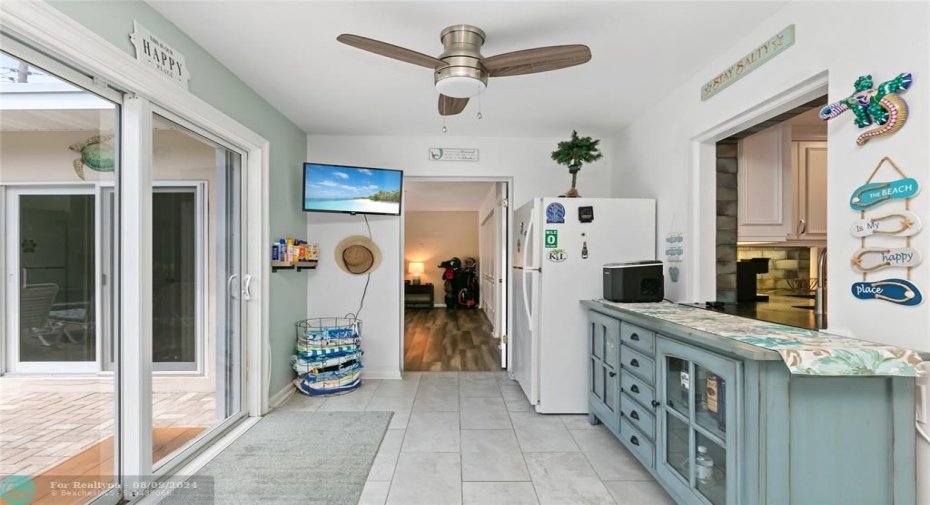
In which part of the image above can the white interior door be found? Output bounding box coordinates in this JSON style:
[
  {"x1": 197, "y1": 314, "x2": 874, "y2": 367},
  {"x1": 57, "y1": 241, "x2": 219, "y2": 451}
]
[
  {"x1": 480, "y1": 208, "x2": 497, "y2": 330},
  {"x1": 497, "y1": 182, "x2": 509, "y2": 368}
]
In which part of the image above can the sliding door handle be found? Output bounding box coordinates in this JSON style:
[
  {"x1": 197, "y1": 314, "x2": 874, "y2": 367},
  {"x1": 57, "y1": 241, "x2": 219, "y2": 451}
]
[
  {"x1": 242, "y1": 274, "x2": 253, "y2": 301},
  {"x1": 227, "y1": 274, "x2": 239, "y2": 300}
]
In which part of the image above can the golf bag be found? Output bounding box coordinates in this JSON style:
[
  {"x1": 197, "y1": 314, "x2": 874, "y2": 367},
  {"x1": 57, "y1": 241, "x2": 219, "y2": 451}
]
[{"x1": 438, "y1": 257, "x2": 479, "y2": 309}]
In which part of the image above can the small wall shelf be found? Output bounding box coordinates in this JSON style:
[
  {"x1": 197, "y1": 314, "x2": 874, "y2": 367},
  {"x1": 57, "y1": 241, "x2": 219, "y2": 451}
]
[{"x1": 272, "y1": 260, "x2": 318, "y2": 272}]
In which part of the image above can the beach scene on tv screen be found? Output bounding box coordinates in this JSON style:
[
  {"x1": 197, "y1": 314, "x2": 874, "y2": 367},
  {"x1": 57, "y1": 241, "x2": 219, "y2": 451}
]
[{"x1": 305, "y1": 164, "x2": 401, "y2": 214}]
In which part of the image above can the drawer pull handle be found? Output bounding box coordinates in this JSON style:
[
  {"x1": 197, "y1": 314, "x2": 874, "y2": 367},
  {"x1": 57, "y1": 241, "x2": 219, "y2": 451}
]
[
  {"x1": 630, "y1": 436, "x2": 640, "y2": 446},
  {"x1": 651, "y1": 400, "x2": 660, "y2": 408},
  {"x1": 609, "y1": 371, "x2": 617, "y2": 377},
  {"x1": 630, "y1": 385, "x2": 640, "y2": 393},
  {"x1": 630, "y1": 359, "x2": 640, "y2": 367},
  {"x1": 630, "y1": 333, "x2": 640, "y2": 341},
  {"x1": 630, "y1": 410, "x2": 640, "y2": 420}
]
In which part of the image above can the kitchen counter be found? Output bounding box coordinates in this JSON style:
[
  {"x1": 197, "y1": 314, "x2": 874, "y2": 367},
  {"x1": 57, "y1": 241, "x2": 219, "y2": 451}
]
[
  {"x1": 581, "y1": 299, "x2": 925, "y2": 376},
  {"x1": 699, "y1": 294, "x2": 824, "y2": 330}
]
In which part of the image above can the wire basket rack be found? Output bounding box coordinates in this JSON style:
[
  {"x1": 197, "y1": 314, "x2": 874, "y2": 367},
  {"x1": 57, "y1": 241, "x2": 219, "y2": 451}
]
[{"x1": 293, "y1": 317, "x2": 363, "y2": 396}]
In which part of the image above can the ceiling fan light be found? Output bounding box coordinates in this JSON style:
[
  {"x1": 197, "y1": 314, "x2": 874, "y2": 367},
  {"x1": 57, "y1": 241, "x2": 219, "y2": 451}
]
[{"x1": 436, "y1": 76, "x2": 486, "y2": 98}]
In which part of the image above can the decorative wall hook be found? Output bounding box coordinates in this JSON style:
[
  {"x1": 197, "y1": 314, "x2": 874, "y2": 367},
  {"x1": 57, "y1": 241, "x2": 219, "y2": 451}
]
[{"x1": 820, "y1": 73, "x2": 912, "y2": 145}]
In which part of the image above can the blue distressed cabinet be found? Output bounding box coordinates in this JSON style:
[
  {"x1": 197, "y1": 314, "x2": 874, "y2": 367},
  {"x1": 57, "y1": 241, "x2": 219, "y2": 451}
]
[
  {"x1": 584, "y1": 301, "x2": 918, "y2": 505},
  {"x1": 587, "y1": 311, "x2": 621, "y2": 428},
  {"x1": 657, "y1": 338, "x2": 739, "y2": 505}
]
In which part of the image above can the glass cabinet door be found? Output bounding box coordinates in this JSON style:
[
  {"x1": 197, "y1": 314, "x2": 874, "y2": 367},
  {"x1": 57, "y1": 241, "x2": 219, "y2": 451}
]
[
  {"x1": 657, "y1": 338, "x2": 740, "y2": 505},
  {"x1": 588, "y1": 313, "x2": 621, "y2": 425}
]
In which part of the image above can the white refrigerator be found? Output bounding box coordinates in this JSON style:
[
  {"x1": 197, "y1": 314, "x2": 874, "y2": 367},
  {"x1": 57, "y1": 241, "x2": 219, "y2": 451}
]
[{"x1": 512, "y1": 197, "x2": 656, "y2": 413}]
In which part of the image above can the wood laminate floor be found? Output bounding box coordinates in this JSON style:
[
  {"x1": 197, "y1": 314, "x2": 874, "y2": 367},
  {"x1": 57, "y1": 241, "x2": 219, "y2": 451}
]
[
  {"x1": 22, "y1": 427, "x2": 204, "y2": 504},
  {"x1": 403, "y1": 308, "x2": 502, "y2": 371}
]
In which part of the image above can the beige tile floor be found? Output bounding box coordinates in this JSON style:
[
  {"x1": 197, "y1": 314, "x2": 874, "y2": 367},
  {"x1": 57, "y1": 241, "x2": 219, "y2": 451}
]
[
  {"x1": 0, "y1": 386, "x2": 216, "y2": 477},
  {"x1": 277, "y1": 371, "x2": 676, "y2": 505}
]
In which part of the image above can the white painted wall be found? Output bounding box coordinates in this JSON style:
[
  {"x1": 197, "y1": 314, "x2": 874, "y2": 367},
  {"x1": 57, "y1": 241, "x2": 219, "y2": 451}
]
[
  {"x1": 611, "y1": 2, "x2": 930, "y2": 502},
  {"x1": 306, "y1": 135, "x2": 612, "y2": 378}
]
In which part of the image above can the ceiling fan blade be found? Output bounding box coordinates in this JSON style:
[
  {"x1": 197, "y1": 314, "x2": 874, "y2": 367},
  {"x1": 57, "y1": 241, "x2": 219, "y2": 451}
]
[
  {"x1": 439, "y1": 95, "x2": 469, "y2": 116},
  {"x1": 337, "y1": 34, "x2": 447, "y2": 69},
  {"x1": 483, "y1": 44, "x2": 591, "y2": 77}
]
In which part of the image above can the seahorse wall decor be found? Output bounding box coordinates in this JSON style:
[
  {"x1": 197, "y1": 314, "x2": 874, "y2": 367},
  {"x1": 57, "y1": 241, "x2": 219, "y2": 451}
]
[{"x1": 819, "y1": 73, "x2": 912, "y2": 145}]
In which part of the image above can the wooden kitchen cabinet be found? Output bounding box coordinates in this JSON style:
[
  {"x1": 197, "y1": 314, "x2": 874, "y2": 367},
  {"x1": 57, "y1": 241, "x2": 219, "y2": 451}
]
[
  {"x1": 788, "y1": 140, "x2": 828, "y2": 241},
  {"x1": 584, "y1": 301, "x2": 917, "y2": 505},
  {"x1": 737, "y1": 123, "x2": 792, "y2": 242}
]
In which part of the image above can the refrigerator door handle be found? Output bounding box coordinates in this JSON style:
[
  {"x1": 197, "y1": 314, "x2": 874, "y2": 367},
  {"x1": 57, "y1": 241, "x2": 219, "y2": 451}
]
[{"x1": 522, "y1": 206, "x2": 537, "y2": 332}]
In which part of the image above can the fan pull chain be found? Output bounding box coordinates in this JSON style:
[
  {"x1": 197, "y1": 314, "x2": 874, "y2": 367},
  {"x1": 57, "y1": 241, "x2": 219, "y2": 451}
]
[
  {"x1": 477, "y1": 94, "x2": 483, "y2": 120},
  {"x1": 441, "y1": 97, "x2": 448, "y2": 133}
]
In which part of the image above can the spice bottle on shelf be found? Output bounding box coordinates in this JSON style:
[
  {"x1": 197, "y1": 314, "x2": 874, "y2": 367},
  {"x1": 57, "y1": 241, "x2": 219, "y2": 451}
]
[{"x1": 706, "y1": 376, "x2": 719, "y2": 414}]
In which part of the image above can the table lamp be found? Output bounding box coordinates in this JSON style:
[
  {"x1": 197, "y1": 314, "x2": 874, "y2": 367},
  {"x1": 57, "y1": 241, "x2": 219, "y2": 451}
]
[{"x1": 409, "y1": 262, "x2": 424, "y2": 285}]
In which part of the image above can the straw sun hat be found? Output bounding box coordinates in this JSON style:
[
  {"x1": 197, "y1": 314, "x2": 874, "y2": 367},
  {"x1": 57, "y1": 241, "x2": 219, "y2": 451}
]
[{"x1": 334, "y1": 235, "x2": 382, "y2": 275}]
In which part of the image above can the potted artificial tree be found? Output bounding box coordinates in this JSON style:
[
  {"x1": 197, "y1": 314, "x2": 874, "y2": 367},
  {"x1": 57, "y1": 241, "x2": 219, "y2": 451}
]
[{"x1": 551, "y1": 130, "x2": 603, "y2": 197}]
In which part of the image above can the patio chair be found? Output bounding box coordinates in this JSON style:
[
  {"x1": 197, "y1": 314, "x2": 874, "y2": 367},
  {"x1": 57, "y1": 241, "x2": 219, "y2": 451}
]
[
  {"x1": 49, "y1": 296, "x2": 94, "y2": 344},
  {"x1": 20, "y1": 283, "x2": 65, "y2": 347}
]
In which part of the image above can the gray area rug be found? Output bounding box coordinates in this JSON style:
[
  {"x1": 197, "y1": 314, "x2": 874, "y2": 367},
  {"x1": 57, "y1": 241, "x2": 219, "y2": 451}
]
[{"x1": 161, "y1": 410, "x2": 392, "y2": 505}]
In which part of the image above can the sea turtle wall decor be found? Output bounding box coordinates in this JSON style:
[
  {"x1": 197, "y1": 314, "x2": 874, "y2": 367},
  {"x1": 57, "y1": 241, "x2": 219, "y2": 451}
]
[
  {"x1": 69, "y1": 134, "x2": 115, "y2": 180},
  {"x1": 819, "y1": 72, "x2": 912, "y2": 145}
]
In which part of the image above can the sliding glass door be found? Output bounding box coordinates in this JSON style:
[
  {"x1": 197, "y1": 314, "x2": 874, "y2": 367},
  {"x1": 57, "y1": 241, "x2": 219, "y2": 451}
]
[
  {"x1": 1, "y1": 29, "x2": 254, "y2": 501},
  {"x1": 150, "y1": 113, "x2": 245, "y2": 470},
  {"x1": 0, "y1": 49, "x2": 121, "y2": 504}
]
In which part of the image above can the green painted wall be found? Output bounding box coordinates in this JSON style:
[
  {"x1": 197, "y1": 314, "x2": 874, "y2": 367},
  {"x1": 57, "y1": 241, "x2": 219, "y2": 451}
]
[{"x1": 48, "y1": 0, "x2": 306, "y2": 398}]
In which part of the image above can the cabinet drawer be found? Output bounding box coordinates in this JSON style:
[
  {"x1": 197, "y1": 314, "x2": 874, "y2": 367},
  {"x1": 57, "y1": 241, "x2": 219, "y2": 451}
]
[
  {"x1": 621, "y1": 370, "x2": 655, "y2": 409},
  {"x1": 621, "y1": 345, "x2": 655, "y2": 382},
  {"x1": 620, "y1": 322, "x2": 655, "y2": 354},
  {"x1": 620, "y1": 393, "x2": 655, "y2": 439},
  {"x1": 620, "y1": 418, "x2": 655, "y2": 469}
]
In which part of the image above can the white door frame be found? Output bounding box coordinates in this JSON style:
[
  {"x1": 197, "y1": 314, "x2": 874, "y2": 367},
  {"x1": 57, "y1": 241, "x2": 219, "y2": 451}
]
[
  {"x1": 399, "y1": 176, "x2": 513, "y2": 373},
  {"x1": 688, "y1": 72, "x2": 828, "y2": 303}
]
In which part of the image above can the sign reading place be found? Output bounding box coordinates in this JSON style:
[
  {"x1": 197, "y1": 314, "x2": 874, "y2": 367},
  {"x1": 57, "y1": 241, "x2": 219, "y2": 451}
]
[
  {"x1": 701, "y1": 25, "x2": 795, "y2": 101},
  {"x1": 130, "y1": 21, "x2": 191, "y2": 89}
]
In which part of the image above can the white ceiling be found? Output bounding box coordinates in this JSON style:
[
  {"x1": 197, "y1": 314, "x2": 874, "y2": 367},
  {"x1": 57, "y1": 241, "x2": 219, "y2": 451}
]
[
  {"x1": 148, "y1": 1, "x2": 787, "y2": 138},
  {"x1": 404, "y1": 181, "x2": 494, "y2": 211}
]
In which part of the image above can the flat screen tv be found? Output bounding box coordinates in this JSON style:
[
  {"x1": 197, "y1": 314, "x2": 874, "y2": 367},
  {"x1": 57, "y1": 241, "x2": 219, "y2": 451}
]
[{"x1": 302, "y1": 162, "x2": 403, "y2": 216}]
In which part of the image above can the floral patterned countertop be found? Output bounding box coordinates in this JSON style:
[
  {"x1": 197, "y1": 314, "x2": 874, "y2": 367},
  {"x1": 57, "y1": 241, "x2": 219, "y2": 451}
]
[{"x1": 586, "y1": 300, "x2": 925, "y2": 377}]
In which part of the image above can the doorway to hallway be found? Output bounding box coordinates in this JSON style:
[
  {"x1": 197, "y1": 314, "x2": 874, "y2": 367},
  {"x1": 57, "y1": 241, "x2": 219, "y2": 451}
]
[{"x1": 401, "y1": 178, "x2": 510, "y2": 372}]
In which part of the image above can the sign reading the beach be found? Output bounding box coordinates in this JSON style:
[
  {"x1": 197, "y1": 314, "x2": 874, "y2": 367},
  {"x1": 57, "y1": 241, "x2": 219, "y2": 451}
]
[
  {"x1": 428, "y1": 148, "x2": 479, "y2": 162},
  {"x1": 701, "y1": 25, "x2": 795, "y2": 101},
  {"x1": 129, "y1": 21, "x2": 190, "y2": 89},
  {"x1": 849, "y1": 178, "x2": 920, "y2": 210}
]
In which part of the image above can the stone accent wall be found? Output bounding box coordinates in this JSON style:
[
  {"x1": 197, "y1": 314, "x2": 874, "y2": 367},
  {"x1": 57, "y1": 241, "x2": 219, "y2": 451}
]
[
  {"x1": 716, "y1": 143, "x2": 738, "y2": 303},
  {"x1": 737, "y1": 246, "x2": 812, "y2": 292}
]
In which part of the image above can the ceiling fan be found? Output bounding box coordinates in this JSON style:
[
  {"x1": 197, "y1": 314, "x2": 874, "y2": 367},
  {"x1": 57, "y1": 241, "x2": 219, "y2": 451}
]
[{"x1": 337, "y1": 25, "x2": 592, "y2": 116}]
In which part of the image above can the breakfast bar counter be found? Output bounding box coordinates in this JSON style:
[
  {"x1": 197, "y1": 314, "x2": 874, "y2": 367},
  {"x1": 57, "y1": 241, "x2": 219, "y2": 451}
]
[
  {"x1": 580, "y1": 299, "x2": 921, "y2": 505},
  {"x1": 581, "y1": 300, "x2": 925, "y2": 376}
]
